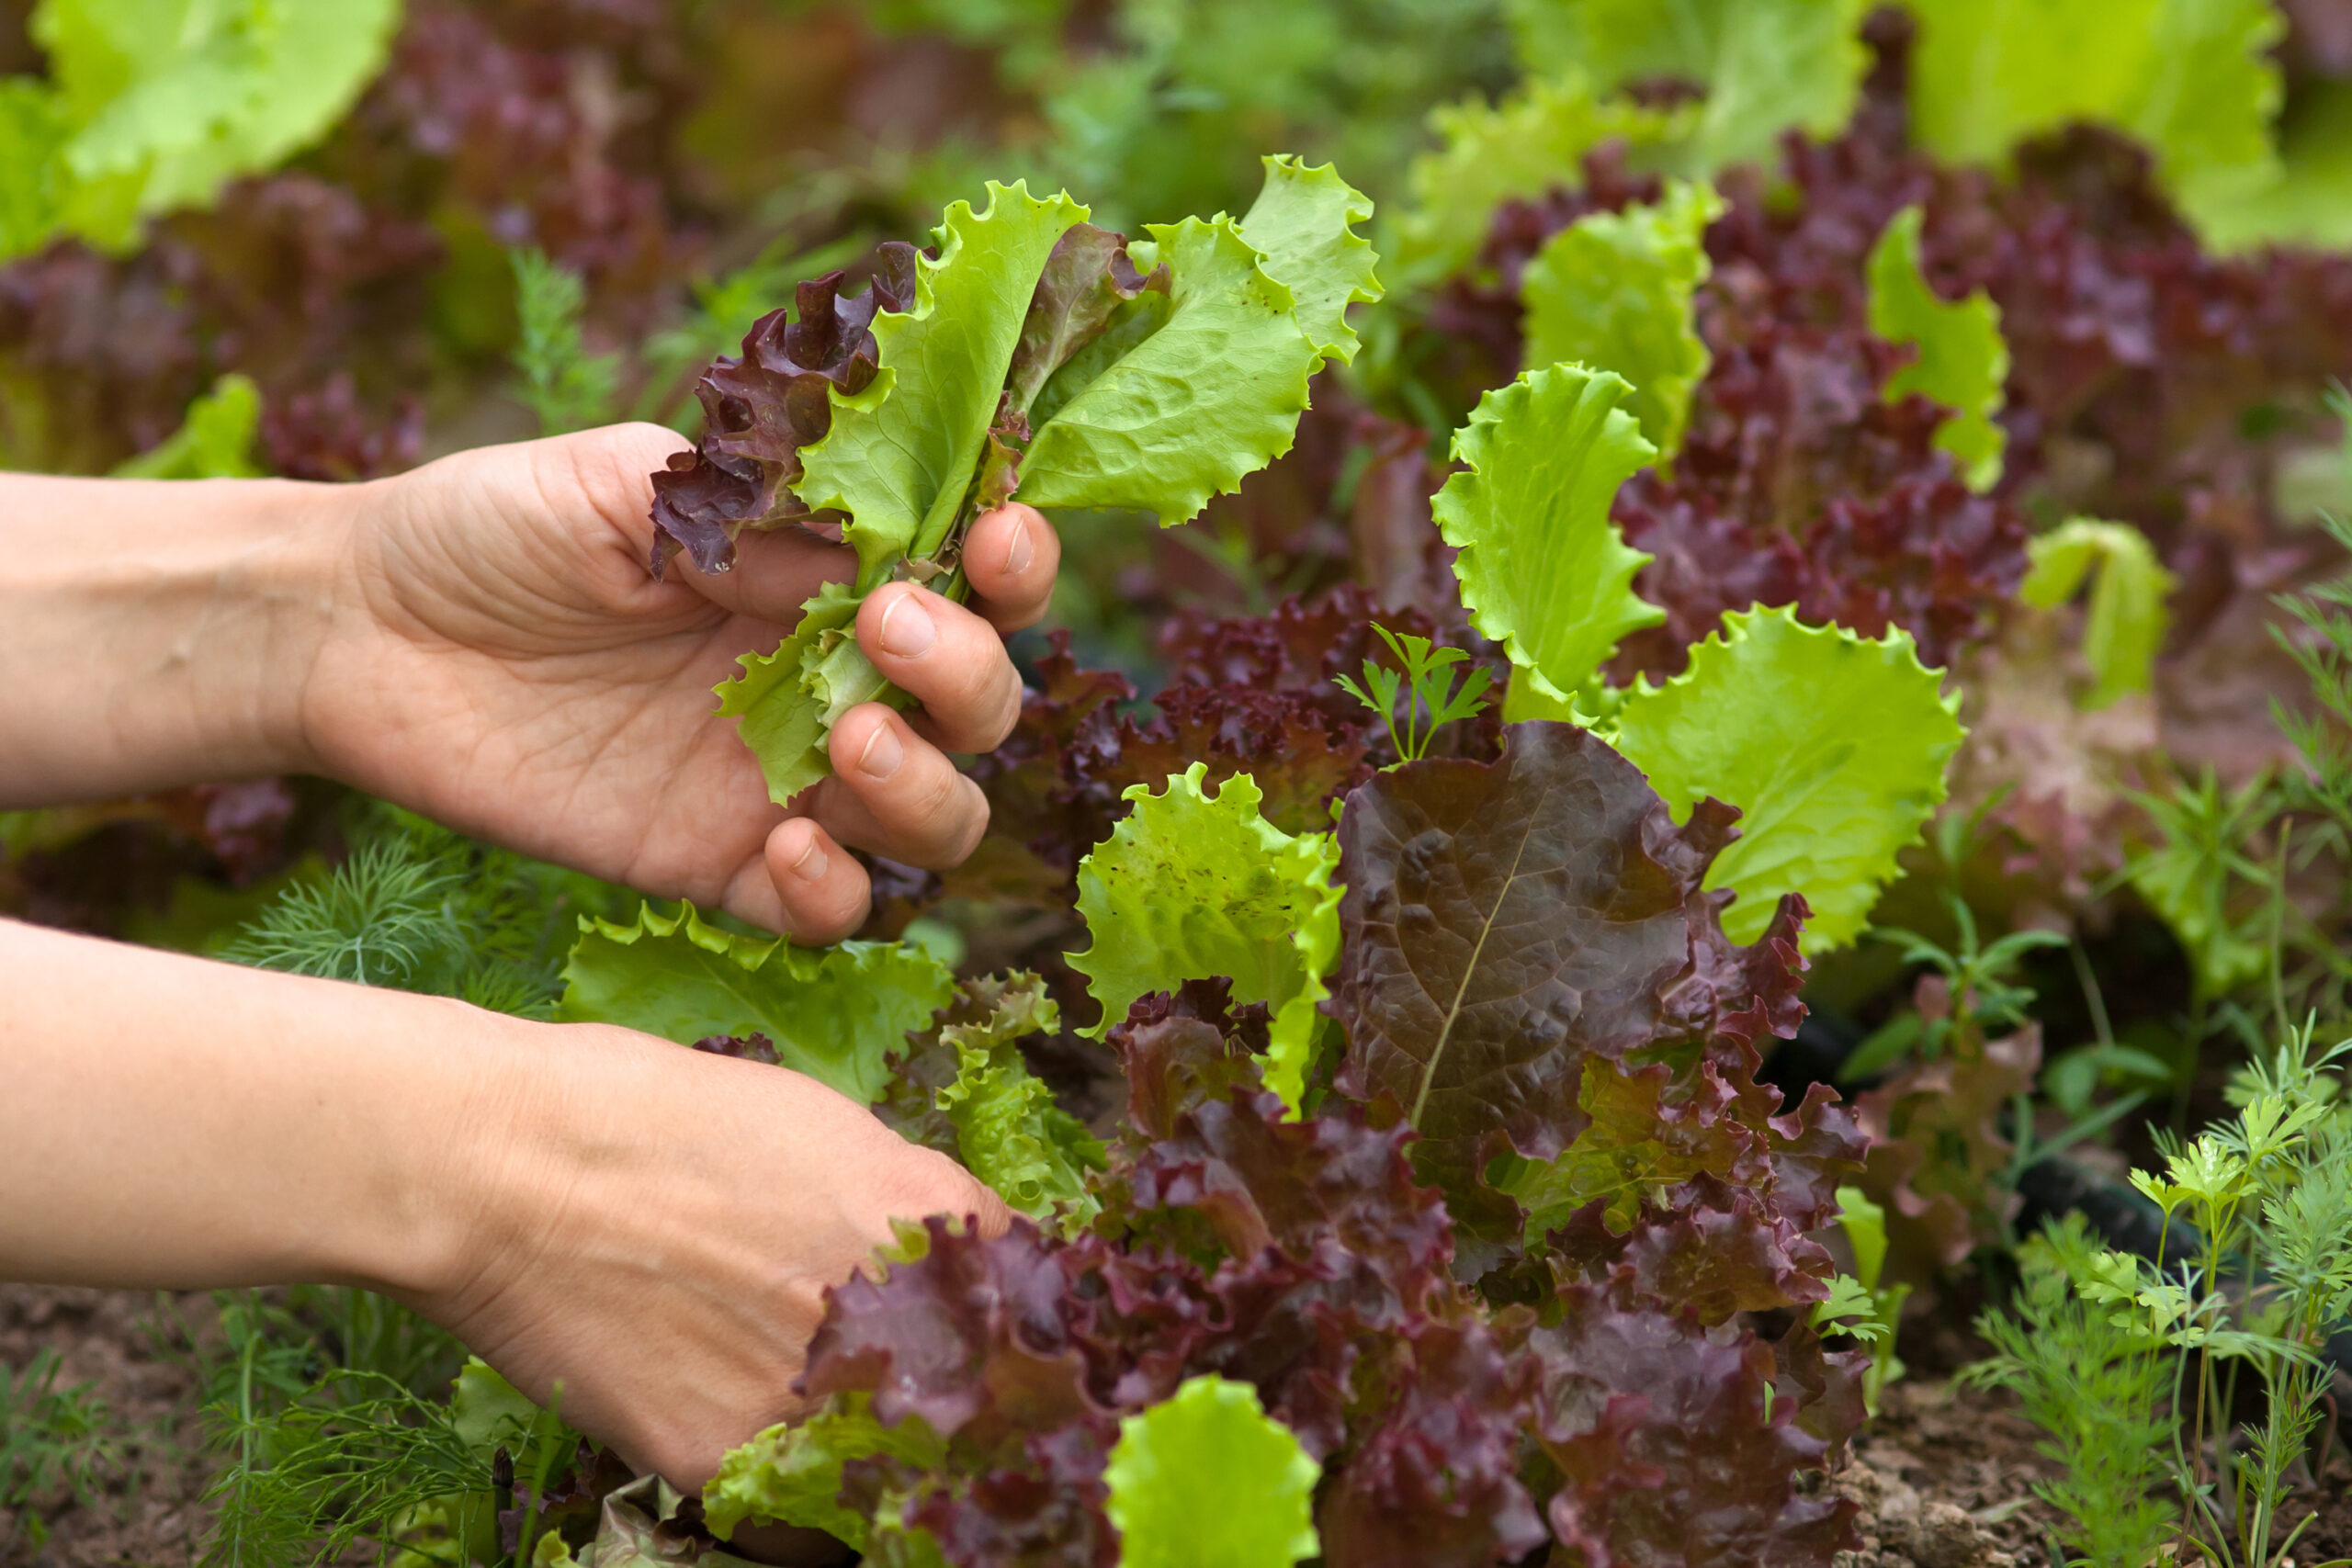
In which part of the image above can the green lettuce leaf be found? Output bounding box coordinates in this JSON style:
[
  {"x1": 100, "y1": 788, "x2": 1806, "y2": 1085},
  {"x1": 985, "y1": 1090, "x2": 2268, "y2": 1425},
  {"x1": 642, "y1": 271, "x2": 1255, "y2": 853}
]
[
  {"x1": 704, "y1": 1394, "x2": 944, "y2": 1547},
  {"x1": 1391, "y1": 73, "x2": 1691, "y2": 283},
  {"x1": 1902, "y1": 0, "x2": 2284, "y2": 243},
  {"x1": 1102, "y1": 1376, "x2": 1320, "y2": 1568},
  {"x1": 1521, "y1": 179, "x2": 1724, "y2": 459},
  {"x1": 2019, "y1": 518, "x2": 2176, "y2": 709},
  {"x1": 932, "y1": 975, "x2": 1104, "y2": 1224},
  {"x1": 715, "y1": 581, "x2": 905, "y2": 807},
  {"x1": 1067, "y1": 765, "x2": 1340, "y2": 1112},
  {"x1": 1610, "y1": 605, "x2": 1965, "y2": 950},
  {"x1": 111, "y1": 372, "x2": 265, "y2": 479},
  {"x1": 2194, "y1": 78, "x2": 2352, "y2": 252},
  {"x1": 1433, "y1": 362, "x2": 1665, "y2": 722},
  {"x1": 20, "y1": 0, "x2": 401, "y2": 256},
  {"x1": 1017, "y1": 216, "x2": 1316, "y2": 524},
  {"x1": 1865, "y1": 205, "x2": 2008, "y2": 491},
  {"x1": 1234, "y1": 154, "x2": 1383, "y2": 369},
  {"x1": 795, "y1": 180, "x2": 1089, "y2": 581},
  {"x1": 559, "y1": 901, "x2": 955, "y2": 1104},
  {"x1": 1507, "y1": 0, "x2": 1871, "y2": 173},
  {"x1": 0, "y1": 79, "x2": 70, "y2": 258}
]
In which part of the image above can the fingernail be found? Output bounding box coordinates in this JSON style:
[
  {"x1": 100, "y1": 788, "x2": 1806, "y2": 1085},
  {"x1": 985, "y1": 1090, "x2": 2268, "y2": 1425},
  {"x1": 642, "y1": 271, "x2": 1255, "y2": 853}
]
[
  {"x1": 789, "y1": 836, "x2": 830, "y2": 882},
  {"x1": 857, "y1": 722, "x2": 904, "y2": 780},
  {"x1": 875, "y1": 591, "x2": 937, "y2": 658},
  {"x1": 1002, "y1": 515, "x2": 1034, "y2": 576}
]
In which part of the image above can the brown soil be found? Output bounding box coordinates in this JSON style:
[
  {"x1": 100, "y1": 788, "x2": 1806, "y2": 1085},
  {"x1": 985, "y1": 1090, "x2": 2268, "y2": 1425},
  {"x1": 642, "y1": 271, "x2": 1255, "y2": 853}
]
[
  {"x1": 1, "y1": 1287, "x2": 222, "y2": 1568},
  {"x1": 1836, "y1": 1378, "x2": 2065, "y2": 1568}
]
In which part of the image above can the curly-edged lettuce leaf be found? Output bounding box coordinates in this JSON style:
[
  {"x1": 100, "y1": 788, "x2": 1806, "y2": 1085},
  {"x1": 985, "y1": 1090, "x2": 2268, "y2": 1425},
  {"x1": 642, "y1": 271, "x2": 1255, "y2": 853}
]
[
  {"x1": 559, "y1": 901, "x2": 955, "y2": 1103},
  {"x1": 933, "y1": 977, "x2": 1104, "y2": 1224},
  {"x1": 1610, "y1": 604, "x2": 1965, "y2": 950},
  {"x1": 17, "y1": 0, "x2": 401, "y2": 257},
  {"x1": 2196, "y1": 79, "x2": 2352, "y2": 252},
  {"x1": 1434, "y1": 363, "x2": 1664, "y2": 722},
  {"x1": 1521, "y1": 179, "x2": 1724, "y2": 459},
  {"x1": 1235, "y1": 154, "x2": 1382, "y2": 369},
  {"x1": 1102, "y1": 1376, "x2": 1321, "y2": 1568},
  {"x1": 715, "y1": 581, "x2": 910, "y2": 808},
  {"x1": 1508, "y1": 0, "x2": 1871, "y2": 173},
  {"x1": 2019, "y1": 517, "x2": 2176, "y2": 709},
  {"x1": 1017, "y1": 217, "x2": 1315, "y2": 525},
  {"x1": 1392, "y1": 73, "x2": 1691, "y2": 283},
  {"x1": 1068, "y1": 764, "x2": 1340, "y2": 1112},
  {"x1": 795, "y1": 181, "x2": 1088, "y2": 581},
  {"x1": 705, "y1": 1394, "x2": 944, "y2": 1547},
  {"x1": 1866, "y1": 205, "x2": 2008, "y2": 492},
  {"x1": 1902, "y1": 0, "x2": 2284, "y2": 243}
]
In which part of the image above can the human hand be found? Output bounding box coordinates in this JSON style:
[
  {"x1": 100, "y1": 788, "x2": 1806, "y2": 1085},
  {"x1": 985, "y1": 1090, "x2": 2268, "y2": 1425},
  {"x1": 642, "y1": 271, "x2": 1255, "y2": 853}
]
[
  {"x1": 415, "y1": 1020, "x2": 1011, "y2": 1489},
  {"x1": 298, "y1": 424, "x2": 1058, "y2": 941}
]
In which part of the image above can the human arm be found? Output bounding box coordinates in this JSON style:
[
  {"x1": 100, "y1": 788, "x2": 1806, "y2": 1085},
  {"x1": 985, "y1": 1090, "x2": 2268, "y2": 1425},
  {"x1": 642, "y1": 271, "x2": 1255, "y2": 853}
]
[
  {"x1": 0, "y1": 423, "x2": 1060, "y2": 942},
  {"x1": 0, "y1": 915, "x2": 1003, "y2": 1485}
]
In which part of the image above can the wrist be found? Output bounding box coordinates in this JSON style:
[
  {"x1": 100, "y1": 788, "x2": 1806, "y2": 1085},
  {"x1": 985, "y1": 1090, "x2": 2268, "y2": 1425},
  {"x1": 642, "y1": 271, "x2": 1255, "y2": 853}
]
[{"x1": 0, "y1": 475, "x2": 349, "y2": 806}]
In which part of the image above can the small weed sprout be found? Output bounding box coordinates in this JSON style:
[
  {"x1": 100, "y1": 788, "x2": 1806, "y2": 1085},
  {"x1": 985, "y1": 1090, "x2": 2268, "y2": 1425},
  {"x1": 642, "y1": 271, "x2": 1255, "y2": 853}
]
[
  {"x1": 1, "y1": 1349, "x2": 121, "y2": 1555},
  {"x1": 1334, "y1": 623, "x2": 1493, "y2": 764}
]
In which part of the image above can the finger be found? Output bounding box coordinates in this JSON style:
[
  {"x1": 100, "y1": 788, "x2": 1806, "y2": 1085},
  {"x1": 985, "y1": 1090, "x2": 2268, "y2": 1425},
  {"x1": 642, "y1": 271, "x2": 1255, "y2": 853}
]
[
  {"x1": 856, "y1": 584, "x2": 1024, "y2": 753},
  {"x1": 819, "y1": 705, "x2": 991, "y2": 869},
  {"x1": 674, "y1": 525, "x2": 854, "y2": 626},
  {"x1": 960, "y1": 502, "x2": 1059, "y2": 632},
  {"x1": 726, "y1": 818, "x2": 872, "y2": 944}
]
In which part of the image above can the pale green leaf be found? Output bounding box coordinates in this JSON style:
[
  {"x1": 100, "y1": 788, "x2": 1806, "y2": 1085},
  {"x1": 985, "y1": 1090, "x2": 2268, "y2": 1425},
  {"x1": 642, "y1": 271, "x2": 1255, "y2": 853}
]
[
  {"x1": 111, "y1": 372, "x2": 265, "y2": 478},
  {"x1": 705, "y1": 1396, "x2": 944, "y2": 1548},
  {"x1": 1103, "y1": 1376, "x2": 1319, "y2": 1568},
  {"x1": 2194, "y1": 79, "x2": 2352, "y2": 252},
  {"x1": 0, "y1": 79, "x2": 70, "y2": 259},
  {"x1": 1609, "y1": 604, "x2": 1966, "y2": 950},
  {"x1": 2020, "y1": 518, "x2": 2176, "y2": 709},
  {"x1": 1433, "y1": 362, "x2": 1664, "y2": 720},
  {"x1": 1067, "y1": 765, "x2": 1340, "y2": 1113},
  {"x1": 794, "y1": 180, "x2": 1089, "y2": 582},
  {"x1": 30, "y1": 0, "x2": 401, "y2": 250},
  {"x1": 1835, "y1": 1184, "x2": 1891, "y2": 1290},
  {"x1": 1509, "y1": 0, "x2": 1871, "y2": 172},
  {"x1": 1018, "y1": 215, "x2": 1317, "y2": 525},
  {"x1": 1235, "y1": 153, "x2": 1383, "y2": 369},
  {"x1": 559, "y1": 901, "x2": 955, "y2": 1104},
  {"x1": 933, "y1": 978, "x2": 1103, "y2": 1224},
  {"x1": 1902, "y1": 0, "x2": 2285, "y2": 246},
  {"x1": 1521, "y1": 179, "x2": 1724, "y2": 458},
  {"x1": 712, "y1": 583, "x2": 866, "y2": 808},
  {"x1": 1391, "y1": 72, "x2": 1691, "y2": 283},
  {"x1": 1866, "y1": 206, "x2": 2009, "y2": 491}
]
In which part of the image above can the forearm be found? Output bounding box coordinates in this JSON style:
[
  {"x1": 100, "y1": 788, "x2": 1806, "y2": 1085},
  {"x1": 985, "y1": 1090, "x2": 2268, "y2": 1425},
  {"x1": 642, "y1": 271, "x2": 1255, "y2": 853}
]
[
  {"x1": 0, "y1": 916, "x2": 546, "y2": 1296},
  {"x1": 0, "y1": 475, "x2": 342, "y2": 807}
]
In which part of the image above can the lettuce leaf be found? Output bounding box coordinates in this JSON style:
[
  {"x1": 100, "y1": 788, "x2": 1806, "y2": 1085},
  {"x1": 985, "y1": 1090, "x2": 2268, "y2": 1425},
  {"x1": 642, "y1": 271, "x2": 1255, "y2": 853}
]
[
  {"x1": 1017, "y1": 215, "x2": 1315, "y2": 522},
  {"x1": 1866, "y1": 205, "x2": 2008, "y2": 492},
  {"x1": 933, "y1": 976, "x2": 1104, "y2": 1225},
  {"x1": 1901, "y1": 0, "x2": 2285, "y2": 243},
  {"x1": 13, "y1": 0, "x2": 401, "y2": 257},
  {"x1": 1391, "y1": 73, "x2": 1690, "y2": 283},
  {"x1": 112, "y1": 373, "x2": 265, "y2": 479},
  {"x1": 558, "y1": 901, "x2": 955, "y2": 1103},
  {"x1": 705, "y1": 1395, "x2": 944, "y2": 1547},
  {"x1": 1521, "y1": 179, "x2": 1724, "y2": 459},
  {"x1": 795, "y1": 180, "x2": 1091, "y2": 582},
  {"x1": 1102, "y1": 1376, "x2": 1321, "y2": 1568},
  {"x1": 2019, "y1": 518, "x2": 2176, "y2": 709},
  {"x1": 1433, "y1": 363, "x2": 1664, "y2": 721},
  {"x1": 1507, "y1": 0, "x2": 1871, "y2": 173},
  {"x1": 1067, "y1": 764, "x2": 1340, "y2": 1113},
  {"x1": 705, "y1": 160, "x2": 1375, "y2": 808},
  {"x1": 1610, "y1": 605, "x2": 1965, "y2": 950}
]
